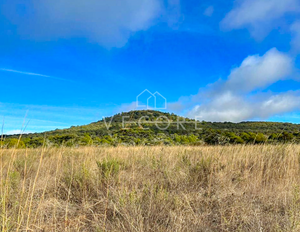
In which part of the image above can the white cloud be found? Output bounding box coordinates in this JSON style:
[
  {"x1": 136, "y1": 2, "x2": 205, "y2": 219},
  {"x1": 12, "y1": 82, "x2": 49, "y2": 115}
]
[
  {"x1": 221, "y1": 0, "x2": 300, "y2": 39},
  {"x1": 170, "y1": 48, "x2": 299, "y2": 122},
  {"x1": 187, "y1": 92, "x2": 253, "y2": 122},
  {"x1": 223, "y1": 48, "x2": 293, "y2": 93},
  {"x1": 187, "y1": 92, "x2": 300, "y2": 122},
  {"x1": 260, "y1": 93, "x2": 300, "y2": 117},
  {"x1": 3, "y1": 0, "x2": 164, "y2": 48}
]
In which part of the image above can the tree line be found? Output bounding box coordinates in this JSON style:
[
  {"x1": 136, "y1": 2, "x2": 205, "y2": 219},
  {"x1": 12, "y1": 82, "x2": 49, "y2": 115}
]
[{"x1": 3, "y1": 110, "x2": 300, "y2": 148}]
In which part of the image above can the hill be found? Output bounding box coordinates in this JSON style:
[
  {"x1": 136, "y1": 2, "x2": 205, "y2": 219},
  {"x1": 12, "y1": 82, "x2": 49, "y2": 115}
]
[{"x1": 3, "y1": 110, "x2": 300, "y2": 148}]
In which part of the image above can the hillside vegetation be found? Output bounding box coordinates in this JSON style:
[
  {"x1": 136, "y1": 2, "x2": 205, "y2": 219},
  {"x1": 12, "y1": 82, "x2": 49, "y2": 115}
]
[
  {"x1": 3, "y1": 110, "x2": 300, "y2": 148},
  {"x1": 1, "y1": 145, "x2": 300, "y2": 231}
]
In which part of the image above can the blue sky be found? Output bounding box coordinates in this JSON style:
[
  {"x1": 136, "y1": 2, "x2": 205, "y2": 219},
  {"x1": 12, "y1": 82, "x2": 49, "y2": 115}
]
[{"x1": 1, "y1": 0, "x2": 300, "y2": 134}]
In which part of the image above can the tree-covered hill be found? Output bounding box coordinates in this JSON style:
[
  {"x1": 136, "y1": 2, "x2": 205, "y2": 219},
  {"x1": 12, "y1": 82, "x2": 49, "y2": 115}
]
[{"x1": 3, "y1": 110, "x2": 300, "y2": 148}]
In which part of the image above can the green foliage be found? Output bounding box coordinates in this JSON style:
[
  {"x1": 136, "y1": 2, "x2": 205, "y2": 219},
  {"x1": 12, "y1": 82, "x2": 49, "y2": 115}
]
[
  {"x1": 4, "y1": 110, "x2": 300, "y2": 148},
  {"x1": 96, "y1": 158, "x2": 121, "y2": 178},
  {"x1": 7, "y1": 138, "x2": 25, "y2": 149},
  {"x1": 80, "y1": 134, "x2": 93, "y2": 145},
  {"x1": 255, "y1": 133, "x2": 267, "y2": 144}
]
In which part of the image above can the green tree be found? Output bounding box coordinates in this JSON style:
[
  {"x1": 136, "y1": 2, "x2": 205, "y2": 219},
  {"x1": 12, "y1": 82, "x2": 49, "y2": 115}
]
[{"x1": 7, "y1": 139, "x2": 25, "y2": 149}]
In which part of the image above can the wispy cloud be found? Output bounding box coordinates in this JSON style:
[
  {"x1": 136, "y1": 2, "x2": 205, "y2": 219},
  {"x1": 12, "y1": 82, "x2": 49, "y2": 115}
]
[
  {"x1": 221, "y1": 0, "x2": 300, "y2": 40},
  {"x1": 0, "y1": 68, "x2": 73, "y2": 82}
]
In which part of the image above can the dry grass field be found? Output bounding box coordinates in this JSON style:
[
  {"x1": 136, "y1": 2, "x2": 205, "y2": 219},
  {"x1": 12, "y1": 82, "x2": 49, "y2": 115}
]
[{"x1": 1, "y1": 145, "x2": 300, "y2": 231}]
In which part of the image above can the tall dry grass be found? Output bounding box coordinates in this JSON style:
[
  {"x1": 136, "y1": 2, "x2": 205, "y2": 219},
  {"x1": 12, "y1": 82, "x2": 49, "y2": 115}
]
[{"x1": 1, "y1": 145, "x2": 300, "y2": 231}]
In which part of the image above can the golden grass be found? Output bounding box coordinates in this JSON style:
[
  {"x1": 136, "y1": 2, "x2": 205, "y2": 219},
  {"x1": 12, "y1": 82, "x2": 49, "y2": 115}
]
[{"x1": 1, "y1": 145, "x2": 300, "y2": 231}]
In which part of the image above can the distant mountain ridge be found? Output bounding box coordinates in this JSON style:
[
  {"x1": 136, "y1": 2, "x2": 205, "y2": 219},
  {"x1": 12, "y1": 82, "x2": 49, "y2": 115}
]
[{"x1": 4, "y1": 110, "x2": 300, "y2": 148}]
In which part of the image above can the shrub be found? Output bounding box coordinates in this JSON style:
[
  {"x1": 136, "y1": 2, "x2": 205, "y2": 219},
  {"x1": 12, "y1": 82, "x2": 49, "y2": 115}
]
[{"x1": 96, "y1": 158, "x2": 121, "y2": 178}]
